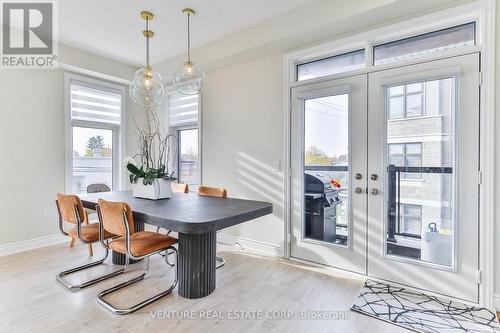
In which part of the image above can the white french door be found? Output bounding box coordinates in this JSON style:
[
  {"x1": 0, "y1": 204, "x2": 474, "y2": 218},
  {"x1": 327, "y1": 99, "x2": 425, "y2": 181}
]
[
  {"x1": 290, "y1": 53, "x2": 480, "y2": 302},
  {"x1": 367, "y1": 53, "x2": 480, "y2": 302},
  {"x1": 290, "y1": 74, "x2": 367, "y2": 274}
]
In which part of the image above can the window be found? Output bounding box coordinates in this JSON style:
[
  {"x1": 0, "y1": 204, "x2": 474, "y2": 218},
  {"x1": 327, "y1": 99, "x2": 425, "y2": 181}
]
[
  {"x1": 388, "y1": 83, "x2": 424, "y2": 119},
  {"x1": 167, "y1": 91, "x2": 200, "y2": 189},
  {"x1": 178, "y1": 128, "x2": 199, "y2": 186},
  {"x1": 388, "y1": 143, "x2": 422, "y2": 179},
  {"x1": 400, "y1": 204, "x2": 422, "y2": 236},
  {"x1": 291, "y1": 22, "x2": 477, "y2": 83},
  {"x1": 297, "y1": 49, "x2": 365, "y2": 81},
  {"x1": 374, "y1": 23, "x2": 475, "y2": 65},
  {"x1": 66, "y1": 74, "x2": 125, "y2": 194}
]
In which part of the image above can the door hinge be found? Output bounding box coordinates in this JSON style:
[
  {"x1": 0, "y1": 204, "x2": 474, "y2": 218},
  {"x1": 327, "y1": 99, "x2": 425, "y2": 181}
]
[
  {"x1": 479, "y1": 71, "x2": 483, "y2": 86},
  {"x1": 289, "y1": 168, "x2": 293, "y2": 178},
  {"x1": 476, "y1": 270, "x2": 482, "y2": 284},
  {"x1": 478, "y1": 171, "x2": 483, "y2": 185}
]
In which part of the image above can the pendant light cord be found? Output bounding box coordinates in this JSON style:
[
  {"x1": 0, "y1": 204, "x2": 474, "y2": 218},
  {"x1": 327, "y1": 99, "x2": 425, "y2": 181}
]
[
  {"x1": 145, "y1": 17, "x2": 150, "y2": 69},
  {"x1": 187, "y1": 13, "x2": 191, "y2": 63}
]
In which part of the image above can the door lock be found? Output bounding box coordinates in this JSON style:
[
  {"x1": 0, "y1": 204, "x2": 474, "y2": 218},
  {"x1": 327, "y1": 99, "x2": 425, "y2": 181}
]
[
  {"x1": 354, "y1": 187, "x2": 363, "y2": 194},
  {"x1": 370, "y1": 174, "x2": 378, "y2": 181},
  {"x1": 354, "y1": 173, "x2": 362, "y2": 180},
  {"x1": 371, "y1": 188, "x2": 379, "y2": 195}
]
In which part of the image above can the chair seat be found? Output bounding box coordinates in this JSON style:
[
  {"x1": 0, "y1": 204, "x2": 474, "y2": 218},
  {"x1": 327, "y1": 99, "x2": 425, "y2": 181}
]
[
  {"x1": 109, "y1": 231, "x2": 177, "y2": 257},
  {"x1": 69, "y1": 223, "x2": 114, "y2": 242}
]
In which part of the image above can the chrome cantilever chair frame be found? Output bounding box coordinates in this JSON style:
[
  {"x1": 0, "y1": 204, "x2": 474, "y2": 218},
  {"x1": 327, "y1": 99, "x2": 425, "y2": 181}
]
[
  {"x1": 156, "y1": 228, "x2": 224, "y2": 268},
  {"x1": 55, "y1": 200, "x2": 126, "y2": 290},
  {"x1": 96, "y1": 207, "x2": 178, "y2": 315}
]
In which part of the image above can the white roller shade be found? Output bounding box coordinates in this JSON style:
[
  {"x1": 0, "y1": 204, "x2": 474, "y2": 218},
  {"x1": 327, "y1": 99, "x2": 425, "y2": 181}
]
[
  {"x1": 70, "y1": 81, "x2": 122, "y2": 125},
  {"x1": 168, "y1": 92, "x2": 199, "y2": 127}
]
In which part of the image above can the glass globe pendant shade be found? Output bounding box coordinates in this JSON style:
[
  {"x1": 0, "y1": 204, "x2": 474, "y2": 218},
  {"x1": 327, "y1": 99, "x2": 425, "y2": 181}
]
[
  {"x1": 129, "y1": 67, "x2": 165, "y2": 106},
  {"x1": 172, "y1": 61, "x2": 205, "y2": 95}
]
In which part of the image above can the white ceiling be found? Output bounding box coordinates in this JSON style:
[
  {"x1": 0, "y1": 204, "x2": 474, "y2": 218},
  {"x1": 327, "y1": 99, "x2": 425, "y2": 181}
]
[{"x1": 58, "y1": 0, "x2": 318, "y2": 66}]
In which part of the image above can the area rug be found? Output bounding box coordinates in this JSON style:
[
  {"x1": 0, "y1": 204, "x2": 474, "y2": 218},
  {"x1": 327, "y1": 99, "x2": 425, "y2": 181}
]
[{"x1": 351, "y1": 279, "x2": 500, "y2": 333}]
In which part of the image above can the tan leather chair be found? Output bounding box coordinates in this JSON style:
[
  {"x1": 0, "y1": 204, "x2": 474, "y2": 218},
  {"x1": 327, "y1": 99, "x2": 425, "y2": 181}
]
[
  {"x1": 65, "y1": 197, "x2": 94, "y2": 255},
  {"x1": 171, "y1": 183, "x2": 189, "y2": 193},
  {"x1": 56, "y1": 193, "x2": 123, "y2": 290},
  {"x1": 67, "y1": 185, "x2": 111, "y2": 255},
  {"x1": 198, "y1": 186, "x2": 227, "y2": 198},
  {"x1": 197, "y1": 186, "x2": 227, "y2": 269},
  {"x1": 156, "y1": 183, "x2": 189, "y2": 237},
  {"x1": 96, "y1": 199, "x2": 178, "y2": 315}
]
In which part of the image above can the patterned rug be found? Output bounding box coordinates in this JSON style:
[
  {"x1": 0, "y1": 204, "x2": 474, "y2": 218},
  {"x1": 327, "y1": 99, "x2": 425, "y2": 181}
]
[{"x1": 351, "y1": 279, "x2": 500, "y2": 333}]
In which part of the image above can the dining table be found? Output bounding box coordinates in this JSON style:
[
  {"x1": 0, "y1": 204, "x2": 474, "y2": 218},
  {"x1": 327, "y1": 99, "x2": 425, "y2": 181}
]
[{"x1": 80, "y1": 191, "x2": 273, "y2": 299}]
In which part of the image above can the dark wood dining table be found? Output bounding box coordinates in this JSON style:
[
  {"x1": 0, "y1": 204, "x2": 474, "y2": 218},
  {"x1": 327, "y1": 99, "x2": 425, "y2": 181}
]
[{"x1": 80, "y1": 191, "x2": 273, "y2": 299}]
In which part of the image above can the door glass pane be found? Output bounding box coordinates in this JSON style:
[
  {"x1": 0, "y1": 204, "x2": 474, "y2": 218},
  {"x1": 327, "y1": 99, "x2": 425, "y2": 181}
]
[
  {"x1": 385, "y1": 77, "x2": 455, "y2": 267},
  {"x1": 297, "y1": 50, "x2": 365, "y2": 81},
  {"x1": 72, "y1": 127, "x2": 113, "y2": 194},
  {"x1": 178, "y1": 128, "x2": 199, "y2": 189},
  {"x1": 304, "y1": 94, "x2": 349, "y2": 246}
]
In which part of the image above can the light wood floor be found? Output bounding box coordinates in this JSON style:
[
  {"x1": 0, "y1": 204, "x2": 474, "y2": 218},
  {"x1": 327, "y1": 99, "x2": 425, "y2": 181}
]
[{"x1": 0, "y1": 242, "x2": 410, "y2": 333}]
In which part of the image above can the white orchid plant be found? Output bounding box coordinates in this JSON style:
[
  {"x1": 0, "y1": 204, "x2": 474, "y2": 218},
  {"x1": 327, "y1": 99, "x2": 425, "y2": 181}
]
[{"x1": 125, "y1": 105, "x2": 177, "y2": 186}]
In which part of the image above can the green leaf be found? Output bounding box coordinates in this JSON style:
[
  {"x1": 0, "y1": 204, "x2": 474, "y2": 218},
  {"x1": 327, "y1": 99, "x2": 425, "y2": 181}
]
[{"x1": 127, "y1": 163, "x2": 141, "y2": 176}]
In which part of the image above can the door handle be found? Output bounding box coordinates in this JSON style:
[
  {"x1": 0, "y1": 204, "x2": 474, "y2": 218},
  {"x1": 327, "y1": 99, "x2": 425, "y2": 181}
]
[
  {"x1": 354, "y1": 173, "x2": 362, "y2": 180},
  {"x1": 354, "y1": 187, "x2": 363, "y2": 194},
  {"x1": 370, "y1": 174, "x2": 378, "y2": 181},
  {"x1": 371, "y1": 188, "x2": 379, "y2": 195}
]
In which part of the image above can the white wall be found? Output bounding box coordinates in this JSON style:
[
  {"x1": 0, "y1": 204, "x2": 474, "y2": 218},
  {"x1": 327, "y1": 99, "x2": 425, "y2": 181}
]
[
  {"x1": 202, "y1": 54, "x2": 285, "y2": 248},
  {"x1": 0, "y1": 43, "x2": 138, "y2": 247}
]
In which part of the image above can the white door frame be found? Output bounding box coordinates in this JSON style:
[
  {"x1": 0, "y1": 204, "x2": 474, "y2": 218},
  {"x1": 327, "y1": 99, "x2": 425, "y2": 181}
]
[
  {"x1": 282, "y1": 0, "x2": 495, "y2": 307},
  {"x1": 290, "y1": 75, "x2": 368, "y2": 274},
  {"x1": 367, "y1": 53, "x2": 480, "y2": 302}
]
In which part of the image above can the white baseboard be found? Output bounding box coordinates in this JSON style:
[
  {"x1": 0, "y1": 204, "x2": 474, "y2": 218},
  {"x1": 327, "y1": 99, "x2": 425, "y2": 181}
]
[
  {"x1": 217, "y1": 232, "x2": 283, "y2": 257},
  {"x1": 0, "y1": 234, "x2": 68, "y2": 257}
]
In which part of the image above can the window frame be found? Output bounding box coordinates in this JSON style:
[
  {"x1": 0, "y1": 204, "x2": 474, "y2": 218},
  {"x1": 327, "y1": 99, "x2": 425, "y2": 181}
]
[
  {"x1": 176, "y1": 126, "x2": 200, "y2": 187},
  {"x1": 166, "y1": 90, "x2": 202, "y2": 191},
  {"x1": 293, "y1": 21, "x2": 477, "y2": 84},
  {"x1": 286, "y1": 6, "x2": 483, "y2": 87},
  {"x1": 296, "y1": 49, "x2": 366, "y2": 82},
  {"x1": 64, "y1": 73, "x2": 126, "y2": 194}
]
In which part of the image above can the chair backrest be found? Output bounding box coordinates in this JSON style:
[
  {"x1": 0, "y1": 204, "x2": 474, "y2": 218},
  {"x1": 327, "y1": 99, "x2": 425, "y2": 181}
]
[
  {"x1": 171, "y1": 183, "x2": 189, "y2": 193},
  {"x1": 56, "y1": 193, "x2": 85, "y2": 224},
  {"x1": 97, "y1": 199, "x2": 135, "y2": 237},
  {"x1": 198, "y1": 186, "x2": 227, "y2": 198},
  {"x1": 87, "y1": 183, "x2": 111, "y2": 194}
]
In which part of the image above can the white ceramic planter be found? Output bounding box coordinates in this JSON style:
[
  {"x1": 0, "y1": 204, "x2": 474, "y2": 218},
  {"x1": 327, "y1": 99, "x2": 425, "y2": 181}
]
[{"x1": 132, "y1": 178, "x2": 172, "y2": 200}]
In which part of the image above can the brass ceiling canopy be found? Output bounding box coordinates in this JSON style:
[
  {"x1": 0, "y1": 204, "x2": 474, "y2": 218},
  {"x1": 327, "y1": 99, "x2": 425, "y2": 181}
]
[
  {"x1": 140, "y1": 11, "x2": 153, "y2": 20},
  {"x1": 182, "y1": 8, "x2": 195, "y2": 16},
  {"x1": 129, "y1": 10, "x2": 165, "y2": 106}
]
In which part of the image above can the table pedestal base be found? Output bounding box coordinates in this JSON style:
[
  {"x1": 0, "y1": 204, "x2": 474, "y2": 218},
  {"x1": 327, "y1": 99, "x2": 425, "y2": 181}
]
[{"x1": 178, "y1": 232, "x2": 216, "y2": 299}]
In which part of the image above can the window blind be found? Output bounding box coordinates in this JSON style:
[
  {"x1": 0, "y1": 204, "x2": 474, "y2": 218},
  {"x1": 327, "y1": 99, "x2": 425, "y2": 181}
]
[
  {"x1": 70, "y1": 81, "x2": 122, "y2": 125},
  {"x1": 168, "y1": 92, "x2": 199, "y2": 127}
]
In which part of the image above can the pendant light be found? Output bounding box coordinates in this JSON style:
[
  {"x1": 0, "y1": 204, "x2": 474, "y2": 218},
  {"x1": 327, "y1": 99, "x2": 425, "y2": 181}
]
[
  {"x1": 172, "y1": 8, "x2": 205, "y2": 95},
  {"x1": 129, "y1": 11, "x2": 165, "y2": 106}
]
